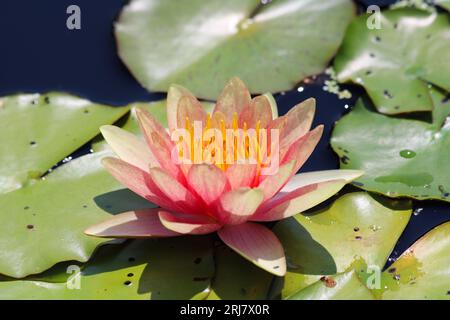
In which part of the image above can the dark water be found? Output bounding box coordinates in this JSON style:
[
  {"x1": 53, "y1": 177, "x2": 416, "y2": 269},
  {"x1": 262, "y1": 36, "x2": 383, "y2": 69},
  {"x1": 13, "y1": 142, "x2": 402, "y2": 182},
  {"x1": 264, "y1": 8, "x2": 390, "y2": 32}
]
[{"x1": 0, "y1": 0, "x2": 448, "y2": 268}]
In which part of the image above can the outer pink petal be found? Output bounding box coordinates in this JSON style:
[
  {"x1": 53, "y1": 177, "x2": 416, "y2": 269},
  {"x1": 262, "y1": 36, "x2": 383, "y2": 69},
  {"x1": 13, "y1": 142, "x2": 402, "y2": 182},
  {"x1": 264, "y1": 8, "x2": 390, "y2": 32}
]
[
  {"x1": 280, "y1": 98, "x2": 316, "y2": 150},
  {"x1": 216, "y1": 188, "x2": 264, "y2": 225},
  {"x1": 214, "y1": 77, "x2": 251, "y2": 123},
  {"x1": 251, "y1": 170, "x2": 364, "y2": 221},
  {"x1": 218, "y1": 223, "x2": 286, "y2": 276},
  {"x1": 187, "y1": 164, "x2": 229, "y2": 205},
  {"x1": 167, "y1": 84, "x2": 197, "y2": 131},
  {"x1": 148, "y1": 167, "x2": 200, "y2": 212},
  {"x1": 100, "y1": 125, "x2": 159, "y2": 171},
  {"x1": 84, "y1": 209, "x2": 179, "y2": 238},
  {"x1": 225, "y1": 163, "x2": 257, "y2": 189},
  {"x1": 158, "y1": 211, "x2": 221, "y2": 235},
  {"x1": 258, "y1": 160, "x2": 296, "y2": 201},
  {"x1": 281, "y1": 125, "x2": 324, "y2": 173},
  {"x1": 135, "y1": 108, "x2": 181, "y2": 179},
  {"x1": 176, "y1": 95, "x2": 207, "y2": 129},
  {"x1": 239, "y1": 95, "x2": 272, "y2": 129},
  {"x1": 101, "y1": 157, "x2": 179, "y2": 211}
]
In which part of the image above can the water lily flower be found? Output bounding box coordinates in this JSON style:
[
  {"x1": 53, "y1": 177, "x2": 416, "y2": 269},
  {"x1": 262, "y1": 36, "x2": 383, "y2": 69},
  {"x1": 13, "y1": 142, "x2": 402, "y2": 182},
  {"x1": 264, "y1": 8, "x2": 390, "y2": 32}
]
[{"x1": 85, "y1": 78, "x2": 363, "y2": 276}]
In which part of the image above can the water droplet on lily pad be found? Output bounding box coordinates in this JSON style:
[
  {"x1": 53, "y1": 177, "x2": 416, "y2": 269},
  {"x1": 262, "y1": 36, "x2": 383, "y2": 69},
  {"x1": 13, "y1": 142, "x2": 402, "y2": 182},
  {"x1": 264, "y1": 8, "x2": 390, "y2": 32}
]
[{"x1": 399, "y1": 149, "x2": 416, "y2": 159}]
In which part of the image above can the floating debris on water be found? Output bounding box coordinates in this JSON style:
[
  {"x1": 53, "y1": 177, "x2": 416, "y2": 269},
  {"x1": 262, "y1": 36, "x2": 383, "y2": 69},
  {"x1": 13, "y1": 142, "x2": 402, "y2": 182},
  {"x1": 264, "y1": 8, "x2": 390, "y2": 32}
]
[
  {"x1": 323, "y1": 68, "x2": 352, "y2": 99},
  {"x1": 413, "y1": 208, "x2": 424, "y2": 216},
  {"x1": 320, "y1": 276, "x2": 337, "y2": 288}
]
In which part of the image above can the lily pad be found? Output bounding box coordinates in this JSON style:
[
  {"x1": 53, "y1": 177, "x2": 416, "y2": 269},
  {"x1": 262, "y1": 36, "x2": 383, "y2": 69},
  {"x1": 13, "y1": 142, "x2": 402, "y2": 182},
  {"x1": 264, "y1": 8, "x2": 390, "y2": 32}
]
[
  {"x1": 378, "y1": 222, "x2": 450, "y2": 300},
  {"x1": 287, "y1": 270, "x2": 374, "y2": 300},
  {"x1": 0, "y1": 237, "x2": 214, "y2": 299},
  {"x1": 272, "y1": 192, "x2": 411, "y2": 298},
  {"x1": 116, "y1": 0, "x2": 356, "y2": 99},
  {"x1": 0, "y1": 151, "x2": 154, "y2": 278},
  {"x1": 206, "y1": 245, "x2": 273, "y2": 300},
  {"x1": 0, "y1": 93, "x2": 129, "y2": 194},
  {"x1": 334, "y1": 8, "x2": 450, "y2": 114},
  {"x1": 436, "y1": 0, "x2": 450, "y2": 11},
  {"x1": 331, "y1": 93, "x2": 450, "y2": 201}
]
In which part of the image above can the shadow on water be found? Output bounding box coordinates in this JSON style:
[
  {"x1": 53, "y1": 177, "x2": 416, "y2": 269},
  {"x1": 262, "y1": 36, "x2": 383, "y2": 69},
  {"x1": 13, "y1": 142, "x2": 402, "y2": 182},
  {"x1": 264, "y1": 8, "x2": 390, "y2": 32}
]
[{"x1": 94, "y1": 189, "x2": 157, "y2": 214}]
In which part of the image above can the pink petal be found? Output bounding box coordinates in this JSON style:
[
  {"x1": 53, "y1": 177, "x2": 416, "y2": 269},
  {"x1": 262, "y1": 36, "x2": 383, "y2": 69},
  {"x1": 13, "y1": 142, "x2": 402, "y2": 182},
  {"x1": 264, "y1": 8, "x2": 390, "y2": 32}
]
[
  {"x1": 251, "y1": 170, "x2": 364, "y2": 221},
  {"x1": 187, "y1": 164, "x2": 229, "y2": 205},
  {"x1": 176, "y1": 95, "x2": 207, "y2": 129},
  {"x1": 214, "y1": 77, "x2": 251, "y2": 123},
  {"x1": 148, "y1": 167, "x2": 200, "y2": 212},
  {"x1": 136, "y1": 108, "x2": 181, "y2": 178},
  {"x1": 226, "y1": 163, "x2": 257, "y2": 189},
  {"x1": 158, "y1": 211, "x2": 221, "y2": 235},
  {"x1": 167, "y1": 84, "x2": 197, "y2": 131},
  {"x1": 101, "y1": 157, "x2": 179, "y2": 211},
  {"x1": 216, "y1": 188, "x2": 264, "y2": 225},
  {"x1": 280, "y1": 98, "x2": 316, "y2": 150},
  {"x1": 100, "y1": 125, "x2": 159, "y2": 171},
  {"x1": 258, "y1": 160, "x2": 296, "y2": 201},
  {"x1": 282, "y1": 125, "x2": 324, "y2": 173},
  {"x1": 218, "y1": 223, "x2": 286, "y2": 276},
  {"x1": 84, "y1": 209, "x2": 179, "y2": 238},
  {"x1": 262, "y1": 93, "x2": 278, "y2": 119},
  {"x1": 239, "y1": 95, "x2": 273, "y2": 129}
]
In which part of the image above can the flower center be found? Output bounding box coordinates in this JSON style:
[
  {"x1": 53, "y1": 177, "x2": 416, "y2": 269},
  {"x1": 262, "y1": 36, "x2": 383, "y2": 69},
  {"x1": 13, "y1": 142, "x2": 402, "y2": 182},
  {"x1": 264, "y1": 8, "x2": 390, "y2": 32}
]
[{"x1": 173, "y1": 112, "x2": 278, "y2": 172}]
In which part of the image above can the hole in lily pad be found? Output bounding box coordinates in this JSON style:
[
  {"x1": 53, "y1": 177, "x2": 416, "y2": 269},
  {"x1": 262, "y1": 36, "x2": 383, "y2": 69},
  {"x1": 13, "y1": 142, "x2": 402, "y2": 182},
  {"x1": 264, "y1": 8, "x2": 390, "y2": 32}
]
[
  {"x1": 383, "y1": 90, "x2": 393, "y2": 99},
  {"x1": 353, "y1": 227, "x2": 360, "y2": 232},
  {"x1": 26, "y1": 224, "x2": 34, "y2": 230},
  {"x1": 123, "y1": 280, "x2": 132, "y2": 286},
  {"x1": 29, "y1": 141, "x2": 37, "y2": 147},
  {"x1": 127, "y1": 273, "x2": 134, "y2": 278},
  {"x1": 355, "y1": 236, "x2": 362, "y2": 240}
]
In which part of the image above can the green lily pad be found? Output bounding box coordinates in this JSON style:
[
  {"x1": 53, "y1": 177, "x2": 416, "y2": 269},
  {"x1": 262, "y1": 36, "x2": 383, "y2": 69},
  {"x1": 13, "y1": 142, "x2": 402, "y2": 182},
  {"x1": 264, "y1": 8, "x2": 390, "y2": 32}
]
[
  {"x1": 436, "y1": 0, "x2": 450, "y2": 11},
  {"x1": 0, "y1": 237, "x2": 214, "y2": 299},
  {"x1": 287, "y1": 271, "x2": 374, "y2": 300},
  {"x1": 0, "y1": 151, "x2": 154, "y2": 278},
  {"x1": 334, "y1": 8, "x2": 450, "y2": 114},
  {"x1": 116, "y1": 0, "x2": 355, "y2": 99},
  {"x1": 92, "y1": 100, "x2": 214, "y2": 152},
  {"x1": 379, "y1": 222, "x2": 450, "y2": 300},
  {"x1": 0, "y1": 93, "x2": 129, "y2": 194},
  {"x1": 206, "y1": 245, "x2": 273, "y2": 300},
  {"x1": 331, "y1": 93, "x2": 450, "y2": 201},
  {"x1": 272, "y1": 192, "x2": 411, "y2": 298}
]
